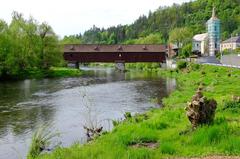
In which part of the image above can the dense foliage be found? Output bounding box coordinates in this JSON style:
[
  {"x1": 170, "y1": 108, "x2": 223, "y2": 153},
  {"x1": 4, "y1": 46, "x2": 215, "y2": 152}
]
[
  {"x1": 0, "y1": 12, "x2": 63, "y2": 79},
  {"x1": 63, "y1": 0, "x2": 240, "y2": 45}
]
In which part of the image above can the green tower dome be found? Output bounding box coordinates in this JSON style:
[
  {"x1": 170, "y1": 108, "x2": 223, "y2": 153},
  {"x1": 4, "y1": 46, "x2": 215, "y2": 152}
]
[{"x1": 207, "y1": 7, "x2": 221, "y2": 56}]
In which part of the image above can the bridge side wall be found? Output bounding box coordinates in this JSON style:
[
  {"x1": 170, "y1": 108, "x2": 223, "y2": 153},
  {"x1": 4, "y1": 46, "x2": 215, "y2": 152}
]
[{"x1": 64, "y1": 52, "x2": 166, "y2": 63}]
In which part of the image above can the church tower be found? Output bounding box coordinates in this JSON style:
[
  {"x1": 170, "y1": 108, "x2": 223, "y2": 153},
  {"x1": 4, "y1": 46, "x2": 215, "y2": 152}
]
[{"x1": 207, "y1": 7, "x2": 221, "y2": 56}]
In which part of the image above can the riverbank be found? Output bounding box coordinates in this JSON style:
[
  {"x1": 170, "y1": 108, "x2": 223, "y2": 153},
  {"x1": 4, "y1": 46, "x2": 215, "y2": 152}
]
[
  {"x1": 0, "y1": 67, "x2": 82, "y2": 80},
  {"x1": 34, "y1": 64, "x2": 240, "y2": 159}
]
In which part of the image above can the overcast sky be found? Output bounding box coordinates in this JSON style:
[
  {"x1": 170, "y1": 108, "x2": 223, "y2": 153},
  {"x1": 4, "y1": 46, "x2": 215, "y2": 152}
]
[{"x1": 0, "y1": 0, "x2": 190, "y2": 37}]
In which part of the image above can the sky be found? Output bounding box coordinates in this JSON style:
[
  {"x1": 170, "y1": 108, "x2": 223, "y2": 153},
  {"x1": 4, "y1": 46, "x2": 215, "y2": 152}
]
[{"x1": 0, "y1": 0, "x2": 190, "y2": 37}]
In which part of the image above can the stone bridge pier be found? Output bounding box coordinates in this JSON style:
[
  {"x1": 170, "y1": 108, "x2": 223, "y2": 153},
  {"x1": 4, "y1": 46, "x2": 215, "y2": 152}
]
[
  {"x1": 75, "y1": 61, "x2": 79, "y2": 69},
  {"x1": 115, "y1": 61, "x2": 125, "y2": 71}
]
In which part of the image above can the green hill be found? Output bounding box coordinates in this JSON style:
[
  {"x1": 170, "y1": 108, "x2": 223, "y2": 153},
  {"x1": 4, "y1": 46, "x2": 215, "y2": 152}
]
[{"x1": 62, "y1": 0, "x2": 240, "y2": 44}]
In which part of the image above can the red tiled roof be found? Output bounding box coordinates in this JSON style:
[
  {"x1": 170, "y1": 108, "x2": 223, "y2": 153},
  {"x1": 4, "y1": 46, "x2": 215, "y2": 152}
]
[{"x1": 64, "y1": 44, "x2": 167, "y2": 53}]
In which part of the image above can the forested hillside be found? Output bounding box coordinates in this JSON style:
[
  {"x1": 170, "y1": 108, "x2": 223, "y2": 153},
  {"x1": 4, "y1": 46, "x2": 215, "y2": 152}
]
[{"x1": 62, "y1": 0, "x2": 240, "y2": 44}]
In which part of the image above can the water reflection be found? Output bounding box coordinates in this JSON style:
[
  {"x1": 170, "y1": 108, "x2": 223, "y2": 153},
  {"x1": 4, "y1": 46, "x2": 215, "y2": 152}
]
[{"x1": 0, "y1": 67, "x2": 176, "y2": 159}]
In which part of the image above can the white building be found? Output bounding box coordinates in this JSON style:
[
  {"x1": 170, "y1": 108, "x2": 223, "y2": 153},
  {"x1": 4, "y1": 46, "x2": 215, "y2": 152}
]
[{"x1": 192, "y1": 33, "x2": 208, "y2": 55}]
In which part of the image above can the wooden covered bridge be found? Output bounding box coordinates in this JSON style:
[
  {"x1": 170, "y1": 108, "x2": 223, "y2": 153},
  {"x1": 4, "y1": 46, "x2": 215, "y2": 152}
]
[{"x1": 64, "y1": 44, "x2": 172, "y2": 70}]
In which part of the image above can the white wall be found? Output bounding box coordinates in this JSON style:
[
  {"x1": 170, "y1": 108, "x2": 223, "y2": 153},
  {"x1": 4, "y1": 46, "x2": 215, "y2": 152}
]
[
  {"x1": 201, "y1": 41, "x2": 205, "y2": 55},
  {"x1": 193, "y1": 41, "x2": 201, "y2": 52}
]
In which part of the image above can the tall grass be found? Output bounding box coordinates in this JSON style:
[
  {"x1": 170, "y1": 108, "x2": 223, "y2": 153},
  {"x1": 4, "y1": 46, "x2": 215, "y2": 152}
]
[{"x1": 28, "y1": 124, "x2": 60, "y2": 159}]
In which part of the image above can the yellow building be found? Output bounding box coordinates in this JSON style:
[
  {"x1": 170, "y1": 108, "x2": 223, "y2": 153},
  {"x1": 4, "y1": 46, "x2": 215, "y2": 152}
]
[{"x1": 221, "y1": 36, "x2": 240, "y2": 52}]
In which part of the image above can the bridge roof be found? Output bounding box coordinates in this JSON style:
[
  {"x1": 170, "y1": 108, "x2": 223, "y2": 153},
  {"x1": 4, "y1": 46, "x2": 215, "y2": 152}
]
[{"x1": 64, "y1": 44, "x2": 167, "y2": 53}]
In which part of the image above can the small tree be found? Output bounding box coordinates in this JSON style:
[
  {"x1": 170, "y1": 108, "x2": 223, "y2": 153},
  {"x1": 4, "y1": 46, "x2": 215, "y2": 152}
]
[
  {"x1": 180, "y1": 43, "x2": 192, "y2": 58},
  {"x1": 169, "y1": 27, "x2": 193, "y2": 56}
]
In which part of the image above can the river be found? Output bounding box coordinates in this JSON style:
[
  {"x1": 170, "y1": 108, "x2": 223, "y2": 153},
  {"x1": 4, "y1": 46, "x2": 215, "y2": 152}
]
[{"x1": 0, "y1": 67, "x2": 176, "y2": 159}]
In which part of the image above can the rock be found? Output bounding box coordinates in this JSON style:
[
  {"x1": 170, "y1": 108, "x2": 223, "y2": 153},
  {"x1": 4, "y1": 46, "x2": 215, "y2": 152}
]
[{"x1": 185, "y1": 86, "x2": 217, "y2": 128}]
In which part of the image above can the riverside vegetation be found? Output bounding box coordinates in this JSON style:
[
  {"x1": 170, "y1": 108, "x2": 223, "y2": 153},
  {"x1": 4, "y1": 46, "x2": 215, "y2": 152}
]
[
  {"x1": 0, "y1": 12, "x2": 82, "y2": 80},
  {"x1": 29, "y1": 63, "x2": 240, "y2": 159}
]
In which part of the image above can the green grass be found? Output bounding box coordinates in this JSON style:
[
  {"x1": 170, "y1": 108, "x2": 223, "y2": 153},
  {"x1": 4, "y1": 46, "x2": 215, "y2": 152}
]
[
  {"x1": 46, "y1": 67, "x2": 82, "y2": 78},
  {"x1": 89, "y1": 63, "x2": 115, "y2": 67},
  {"x1": 126, "y1": 63, "x2": 160, "y2": 72},
  {"x1": 0, "y1": 67, "x2": 82, "y2": 80},
  {"x1": 34, "y1": 64, "x2": 240, "y2": 159}
]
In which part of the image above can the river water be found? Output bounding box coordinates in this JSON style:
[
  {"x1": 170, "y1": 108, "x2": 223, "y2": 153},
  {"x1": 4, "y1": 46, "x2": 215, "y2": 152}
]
[{"x1": 0, "y1": 67, "x2": 176, "y2": 159}]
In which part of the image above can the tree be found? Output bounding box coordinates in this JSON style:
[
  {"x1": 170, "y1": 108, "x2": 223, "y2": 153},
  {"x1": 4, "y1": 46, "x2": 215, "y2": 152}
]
[
  {"x1": 0, "y1": 12, "x2": 63, "y2": 79},
  {"x1": 137, "y1": 33, "x2": 164, "y2": 44},
  {"x1": 61, "y1": 35, "x2": 82, "y2": 44},
  {"x1": 124, "y1": 33, "x2": 164, "y2": 44},
  {"x1": 181, "y1": 43, "x2": 192, "y2": 58},
  {"x1": 72, "y1": 0, "x2": 240, "y2": 45},
  {"x1": 38, "y1": 22, "x2": 62, "y2": 69},
  {"x1": 0, "y1": 20, "x2": 9, "y2": 76},
  {"x1": 169, "y1": 27, "x2": 193, "y2": 48},
  {"x1": 233, "y1": 27, "x2": 240, "y2": 36}
]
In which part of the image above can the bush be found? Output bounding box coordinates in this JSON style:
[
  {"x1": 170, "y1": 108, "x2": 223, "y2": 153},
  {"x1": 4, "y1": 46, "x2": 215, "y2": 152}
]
[
  {"x1": 180, "y1": 43, "x2": 192, "y2": 58},
  {"x1": 177, "y1": 61, "x2": 187, "y2": 70},
  {"x1": 223, "y1": 100, "x2": 240, "y2": 112},
  {"x1": 188, "y1": 63, "x2": 200, "y2": 71}
]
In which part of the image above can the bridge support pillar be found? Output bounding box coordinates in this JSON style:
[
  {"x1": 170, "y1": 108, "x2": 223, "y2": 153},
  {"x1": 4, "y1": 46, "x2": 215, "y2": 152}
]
[
  {"x1": 115, "y1": 62, "x2": 125, "y2": 72},
  {"x1": 75, "y1": 62, "x2": 79, "y2": 69}
]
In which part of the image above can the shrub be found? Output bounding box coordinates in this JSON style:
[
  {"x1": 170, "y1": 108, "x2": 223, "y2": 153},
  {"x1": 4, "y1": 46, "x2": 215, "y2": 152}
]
[
  {"x1": 188, "y1": 63, "x2": 200, "y2": 71},
  {"x1": 223, "y1": 100, "x2": 240, "y2": 112},
  {"x1": 124, "y1": 112, "x2": 132, "y2": 119},
  {"x1": 177, "y1": 61, "x2": 187, "y2": 70},
  {"x1": 180, "y1": 43, "x2": 192, "y2": 58}
]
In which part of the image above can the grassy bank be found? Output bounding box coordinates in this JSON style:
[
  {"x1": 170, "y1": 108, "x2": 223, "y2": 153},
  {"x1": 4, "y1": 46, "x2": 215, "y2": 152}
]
[
  {"x1": 126, "y1": 63, "x2": 160, "y2": 72},
  {"x1": 89, "y1": 63, "x2": 115, "y2": 67},
  {"x1": 46, "y1": 67, "x2": 82, "y2": 78},
  {"x1": 0, "y1": 67, "x2": 82, "y2": 80},
  {"x1": 34, "y1": 64, "x2": 240, "y2": 159}
]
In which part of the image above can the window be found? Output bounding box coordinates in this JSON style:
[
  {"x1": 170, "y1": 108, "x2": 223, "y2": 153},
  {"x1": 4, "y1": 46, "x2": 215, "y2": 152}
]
[
  {"x1": 214, "y1": 26, "x2": 217, "y2": 31},
  {"x1": 215, "y1": 43, "x2": 217, "y2": 49}
]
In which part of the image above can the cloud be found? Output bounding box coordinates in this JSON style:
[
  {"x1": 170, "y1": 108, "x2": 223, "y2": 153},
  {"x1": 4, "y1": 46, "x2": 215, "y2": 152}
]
[{"x1": 0, "y1": 0, "x2": 190, "y2": 37}]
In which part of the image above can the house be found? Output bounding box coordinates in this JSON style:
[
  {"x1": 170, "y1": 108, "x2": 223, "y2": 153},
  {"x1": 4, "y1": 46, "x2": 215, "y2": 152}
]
[
  {"x1": 220, "y1": 36, "x2": 240, "y2": 52},
  {"x1": 192, "y1": 33, "x2": 208, "y2": 55}
]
